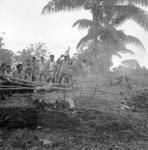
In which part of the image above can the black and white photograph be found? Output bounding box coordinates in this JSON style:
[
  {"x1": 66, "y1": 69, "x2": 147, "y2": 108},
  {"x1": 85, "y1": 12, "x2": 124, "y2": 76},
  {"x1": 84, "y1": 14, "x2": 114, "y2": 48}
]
[{"x1": 0, "y1": 0, "x2": 148, "y2": 149}]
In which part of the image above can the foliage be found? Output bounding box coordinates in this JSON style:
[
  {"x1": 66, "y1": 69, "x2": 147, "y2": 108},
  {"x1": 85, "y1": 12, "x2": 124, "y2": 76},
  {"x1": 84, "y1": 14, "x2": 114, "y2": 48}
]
[
  {"x1": 121, "y1": 59, "x2": 141, "y2": 69},
  {"x1": 42, "y1": 0, "x2": 86, "y2": 14},
  {"x1": 125, "y1": 89, "x2": 148, "y2": 113},
  {"x1": 74, "y1": 20, "x2": 145, "y2": 50},
  {"x1": 29, "y1": 42, "x2": 50, "y2": 60},
  {"x1": 72, "y1": 2, "x2": 148, "y2": 71},
  {"x1": 0, "y1": 49, "x2": 14, "y2": 65},
  {"x1": 112, "y1": 59, "x2": 142, "y2": 75},
  {"x1": 42, "y1": 0, "x2": 148, "y2": 14},
  {"x1": 0, "y1": 37, "x2": 4, "y2": 48},
  {"x1": 73, "y1": 20, "x2": 144, "y2": 72},
  {"x1": 0, "y1": 37, "x2": 14, "y2": 65},
  {"x1": 15, "y1": 42, "x2": 50, "y2": 63},
  {"x1": 42, "y1": 0, "x2": 148, "y2": 72}
]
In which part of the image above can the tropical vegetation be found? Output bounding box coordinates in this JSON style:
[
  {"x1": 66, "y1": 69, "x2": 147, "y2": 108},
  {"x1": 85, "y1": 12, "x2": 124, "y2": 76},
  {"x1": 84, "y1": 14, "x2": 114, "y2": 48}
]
[
  {"x1": 42, "y1": 0, "x2": 148, "y2": 72},
  {"x1": 15, "y1": 42, "x2": 50, "y2": 63},
  {"x1": 0, "y1": 37, "x2": 14, "y2": 65}
]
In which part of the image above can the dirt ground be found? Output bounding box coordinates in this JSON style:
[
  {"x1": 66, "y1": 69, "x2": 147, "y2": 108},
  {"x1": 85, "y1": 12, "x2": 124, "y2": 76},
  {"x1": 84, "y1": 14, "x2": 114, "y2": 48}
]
[{"x1": 0, "y1": 74, "x2": 148, "y2": 150}]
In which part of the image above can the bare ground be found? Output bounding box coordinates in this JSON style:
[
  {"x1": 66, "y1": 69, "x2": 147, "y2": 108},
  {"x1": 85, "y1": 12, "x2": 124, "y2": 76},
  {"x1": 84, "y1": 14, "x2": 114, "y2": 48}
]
[{"x1": 0, "y1": 75, "x2": 148, "y2": 150}]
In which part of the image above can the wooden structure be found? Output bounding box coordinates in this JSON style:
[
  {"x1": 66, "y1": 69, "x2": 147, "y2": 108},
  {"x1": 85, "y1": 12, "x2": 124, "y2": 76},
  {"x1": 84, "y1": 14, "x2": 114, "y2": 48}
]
[{"x1": 0, "y1": 76, "x2": 75, "y2": 129}]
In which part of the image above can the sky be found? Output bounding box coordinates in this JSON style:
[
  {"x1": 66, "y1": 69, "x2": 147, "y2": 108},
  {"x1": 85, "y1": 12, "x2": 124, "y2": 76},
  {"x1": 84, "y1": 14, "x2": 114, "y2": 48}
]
[{"x1": 0, "y1": 0, "x2": 148, "y2": 67}]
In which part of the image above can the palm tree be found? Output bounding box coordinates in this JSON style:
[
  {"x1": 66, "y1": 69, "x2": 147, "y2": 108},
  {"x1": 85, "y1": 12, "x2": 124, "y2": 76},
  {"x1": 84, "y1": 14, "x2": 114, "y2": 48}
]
[
  {"x1": 42, "y1": 0, "x2": 148, "y2": 53},
  {"x1": 73, "y1": 17, "x2": 145, "y2": 71},
  {"x1": 74, "y1": 19, "x2": 145, "y2": 48},
  {"x1": 72, "y1": 1, "x2": 148, "y2": 71}
]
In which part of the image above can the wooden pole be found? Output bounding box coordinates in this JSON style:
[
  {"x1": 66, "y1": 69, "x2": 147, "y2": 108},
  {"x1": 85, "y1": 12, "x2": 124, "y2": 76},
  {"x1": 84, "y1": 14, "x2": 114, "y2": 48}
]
[
  {"x1": 93, "y1": 84, "x2": 98, "y2": 98},
  {"x1": 63, "y1": 86, "x2": 67, "y2": 101}
]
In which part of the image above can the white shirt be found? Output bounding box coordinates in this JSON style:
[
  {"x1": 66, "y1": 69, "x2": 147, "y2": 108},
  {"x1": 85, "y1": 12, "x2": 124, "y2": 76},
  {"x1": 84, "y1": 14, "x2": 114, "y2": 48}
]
[
  {"x1": 49, "y1": 61, "x2": 56, "y2": 72},
  {"x1": 38, "y1": 61, "x2": 45, "y2": 72},
  {"x1": 4, "y1": 71, "x2": 13, "y2": 77}
]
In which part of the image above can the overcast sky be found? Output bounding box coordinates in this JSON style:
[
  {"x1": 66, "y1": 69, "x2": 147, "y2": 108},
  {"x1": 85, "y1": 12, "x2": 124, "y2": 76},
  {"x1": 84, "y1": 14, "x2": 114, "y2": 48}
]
[{"x1": 1, "y1": 0, "x2": 148, "y2": 67}]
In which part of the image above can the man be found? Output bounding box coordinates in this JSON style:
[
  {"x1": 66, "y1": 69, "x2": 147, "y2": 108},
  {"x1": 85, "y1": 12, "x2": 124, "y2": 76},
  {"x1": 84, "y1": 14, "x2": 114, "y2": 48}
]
[
  {"x1": 13, "y1": 64, "x2": 24, "y2": 79},
  {"x1": 58, "y1": 54, "x2": 71, "y2": 83},
  {"x1": 4, "y1": 65, "x2": 13, "y2": 78},
  {"x1": 38, "y1": 56, "x2": 46, "y2": 82},
  {"x1": 24, "y1": 67, "x2": 33, "y2": 81},
  {"x1": 47, "y1": 55, "x2": 56, "y2": 83},
  {"x1": 24, "y1": 59, "x2": 31, "y2": 70},
  {"x1": 23, "y1": 59, "x2": 33, "y2": 81},
  {"x1": 0, "y1": 63, "x2": 6, "y2": 76},
  {"x1": 0, "y1": 64, "x2": 11, "y2": 100},
  {"x1": 31, "y1": 56, "x2": 39, "y2": 81}
]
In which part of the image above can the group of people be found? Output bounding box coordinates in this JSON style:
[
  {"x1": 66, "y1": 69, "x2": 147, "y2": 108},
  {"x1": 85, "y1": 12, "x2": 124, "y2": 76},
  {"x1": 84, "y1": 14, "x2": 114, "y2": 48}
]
[{"x1": 0, "y1": 53, "x2": 73, "y2": 84}]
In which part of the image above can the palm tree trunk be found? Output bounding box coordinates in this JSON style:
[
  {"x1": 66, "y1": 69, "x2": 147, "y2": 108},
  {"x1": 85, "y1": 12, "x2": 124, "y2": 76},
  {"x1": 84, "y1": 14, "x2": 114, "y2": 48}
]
[{"x1": 92, "y1": 8, "x2": 99, "y2": 56}]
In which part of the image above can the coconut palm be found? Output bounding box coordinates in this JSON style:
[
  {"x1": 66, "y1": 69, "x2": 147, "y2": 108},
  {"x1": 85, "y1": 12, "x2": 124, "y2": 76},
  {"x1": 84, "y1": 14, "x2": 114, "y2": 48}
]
[
  {"x1": 73, "y1": 17, "x2": 145, "y2": 71},
  {"x1": 72, "y1": 2, "x2": 148, "y2": 71},
  {"x1": 73, "y1": 3, "x2": 148, "y2": 44},
  {"x1": 42, "y1": 0, "x2": 148, "y2": 53},
  {"x1": 73, "y1": 18, "x2": 145, "y2": 49},
  {"x1": 42, "y1": 0, "x2": 148, "y2": 13}
]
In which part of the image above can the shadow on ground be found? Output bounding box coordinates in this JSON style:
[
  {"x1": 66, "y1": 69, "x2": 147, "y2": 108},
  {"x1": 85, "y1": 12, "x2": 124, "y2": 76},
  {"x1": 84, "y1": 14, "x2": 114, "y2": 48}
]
[{"x1": 0, "y1": 106, "x2": 148, "y2": 150}]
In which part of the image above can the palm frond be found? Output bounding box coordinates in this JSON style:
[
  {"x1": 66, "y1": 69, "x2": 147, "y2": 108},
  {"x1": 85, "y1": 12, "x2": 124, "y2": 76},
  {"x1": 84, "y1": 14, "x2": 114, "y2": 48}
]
[
  {"x1": 111, "y1": 5, "x2": 137, "y2": 26},
  {"x1": 114, "y1": 52, "x2": 122, "y2": 58},
  {"x1": 111, "y1": 5, "x2": 148, "y2": 31},
  {"x1": 125, "y1": 35, "x2": 145, "y2": 50},
  {"x1": 42, "y1": 0, "x2": 86, "y2": 14},
  {"x1": 120, "y1": 49, "x2": 135, "y2": 54},
  {"x1": 132, "y1": 11, "x2": 148, "y2": 31},
  {"x1": 76, "y1": 26, "x2": 106, "y2": 49},
  {"x1": 72, "y1": 19, "x2": 93, "y2": 29},
  {"x1": 42, "y1": 1, "x2": 55, "y2": 14},
  {"x1": 126, "y1": 0, "x2": 148, "y2": 6},
  {"x1": 77, "y1": 33, "x2": 93, "y2": 49},
  {"x1": 122, "y1": 59, "x2": 141, "y2": 68},
  {"x1": 115, "y1": 0, "x2": 148, "y2": 6},
  {"x1": 112, "y1": 29, "x2": 145, "y2": 50}
]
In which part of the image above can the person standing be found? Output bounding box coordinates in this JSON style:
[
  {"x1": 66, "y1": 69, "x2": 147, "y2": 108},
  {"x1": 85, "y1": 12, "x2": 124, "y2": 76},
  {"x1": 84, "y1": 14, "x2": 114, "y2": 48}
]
[
  {"x1": 31, "y1": 56, "x2": 39, "y2": 81},
  {"x1": 46, "y1": 55, "x2": 57, "y2": 83},
  {"x1": 58, "y1": 54, "x2": 71, "y2": 83},
  {"x1": 38, "y1": 56, "x2": 46, "y2": 82},
  {"x1": 0, "y1": 63, "x2": 6, "y2": 76},
  {"x1": 24, "y1": 59, "x2": 33, "y2": 81}
]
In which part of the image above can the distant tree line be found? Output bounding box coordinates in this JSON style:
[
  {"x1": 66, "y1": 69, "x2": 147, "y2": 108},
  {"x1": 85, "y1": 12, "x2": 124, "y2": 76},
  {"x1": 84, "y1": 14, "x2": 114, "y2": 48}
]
[{"x1": 0, "y1": 37, "x2": 51, "y2": 66}]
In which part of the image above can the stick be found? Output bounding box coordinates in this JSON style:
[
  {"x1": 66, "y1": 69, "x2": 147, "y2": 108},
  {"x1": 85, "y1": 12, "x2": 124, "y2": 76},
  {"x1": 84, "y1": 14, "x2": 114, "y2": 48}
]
[
  {"x1": 63, "y1": 86, "x2": 67, "y2": 101},
  {"x1": 0, "y1": 85, "x2": 31, "y2": 88},
  {"x1": 93, "y1": 84, "x2": 98, "y2": 98},
  {"x1": 9, "y1": 76, "x2": 42, "y2": 86},
  {"x1": 0, "y1": 76, "x2": 35, "y2": 87},
  {"x1": 0, "y1": 87, "x2": 35, "y2": 91}
]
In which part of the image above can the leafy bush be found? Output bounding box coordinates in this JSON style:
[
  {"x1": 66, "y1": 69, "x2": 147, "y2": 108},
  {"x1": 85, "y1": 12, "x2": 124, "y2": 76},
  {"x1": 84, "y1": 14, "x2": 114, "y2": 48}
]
[{"x1": 125, "y1": 89, "x2": 148, "y2": 112}]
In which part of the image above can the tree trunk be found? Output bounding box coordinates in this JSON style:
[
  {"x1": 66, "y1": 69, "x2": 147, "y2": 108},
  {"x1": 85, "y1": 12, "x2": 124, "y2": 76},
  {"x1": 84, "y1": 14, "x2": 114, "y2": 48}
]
[{"x1": 92, "y1": 8, "x2": 99, "y2": 57}]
